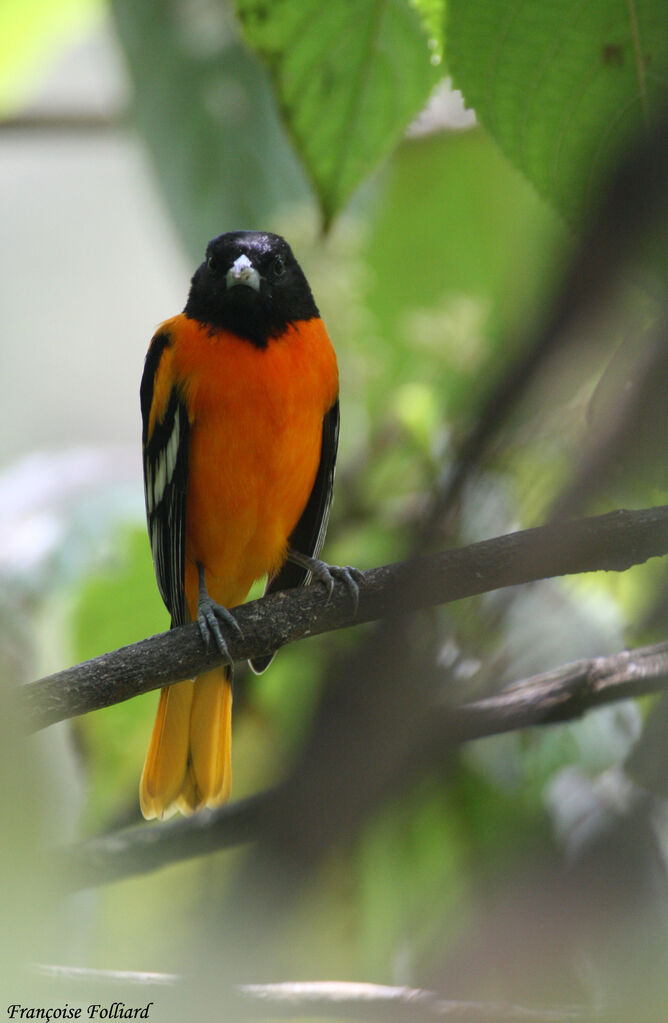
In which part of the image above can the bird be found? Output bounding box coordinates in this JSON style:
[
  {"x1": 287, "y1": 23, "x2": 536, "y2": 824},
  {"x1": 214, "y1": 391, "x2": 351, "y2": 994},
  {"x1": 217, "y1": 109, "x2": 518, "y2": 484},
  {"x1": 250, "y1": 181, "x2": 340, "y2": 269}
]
[{"x1": 139, "y1": 230, "x2": 361, "y2": 819}]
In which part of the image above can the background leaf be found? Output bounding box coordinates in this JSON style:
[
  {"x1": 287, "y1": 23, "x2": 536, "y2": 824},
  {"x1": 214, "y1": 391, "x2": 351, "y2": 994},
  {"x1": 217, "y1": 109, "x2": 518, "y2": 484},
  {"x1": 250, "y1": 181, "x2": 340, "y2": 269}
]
[
  {"x1": 363, "y1": 129, "x2": 568, "y2": 420},
  {"x1": 234, "y1": 0, "x2": 443, "y2": 226},
  {"x1": 110, "y1": 0, "x2": 310, "y2": 261},
  {"x1": 0, "y1": 0, "x2": 100, "y2": 112},
  {"x1": 446, "y1": 0, "x2": 668, "y2": 224}
]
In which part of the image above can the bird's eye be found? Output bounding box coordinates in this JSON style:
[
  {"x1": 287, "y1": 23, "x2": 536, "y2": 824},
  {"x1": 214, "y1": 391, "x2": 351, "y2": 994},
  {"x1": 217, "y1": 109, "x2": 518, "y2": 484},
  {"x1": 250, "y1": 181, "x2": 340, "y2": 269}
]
[
  {"x1": 207, "y1": 253, "x2": 219, "y2": 271},
  {"x1": 271, "y1": 255, "x2": 285, "y2": 278}
]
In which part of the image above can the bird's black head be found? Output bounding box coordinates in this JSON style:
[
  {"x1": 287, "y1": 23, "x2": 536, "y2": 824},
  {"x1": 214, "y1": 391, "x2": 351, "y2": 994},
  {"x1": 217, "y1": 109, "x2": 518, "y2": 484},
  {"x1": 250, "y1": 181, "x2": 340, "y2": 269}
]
[{"x1": 184, "y1": 231, "x2": 319, "y2": 348}]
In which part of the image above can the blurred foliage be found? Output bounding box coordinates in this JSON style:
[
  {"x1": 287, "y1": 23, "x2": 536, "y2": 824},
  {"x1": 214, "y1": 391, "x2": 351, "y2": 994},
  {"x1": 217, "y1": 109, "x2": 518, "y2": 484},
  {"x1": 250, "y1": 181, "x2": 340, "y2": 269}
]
[
  {"x1": 110, "y1": 0, "x2": 310, "y2": 261},
  {"x1": 71, "y1": 527, "x2": 165, "y2": 830},
  {"x1": 74, "y1": 528, "x2": 164, "y2": 664},
  {"x1": 4, "y1": 0, "x2": 668, "y2": 1014},
  {"x1": 0, "y1": 0, "x2": 101, "y2": 112},
  {"x1": 350, "y1": 768, "x2": 542, "y2": 979},
  {"x1": 363, "y1": 130, "x2": 568, "y2": 417}
]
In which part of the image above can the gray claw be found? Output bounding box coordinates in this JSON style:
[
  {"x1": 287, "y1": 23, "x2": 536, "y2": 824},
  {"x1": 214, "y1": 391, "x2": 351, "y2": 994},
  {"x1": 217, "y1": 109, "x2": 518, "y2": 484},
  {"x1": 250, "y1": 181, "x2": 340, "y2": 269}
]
[
  {"x1": 339, "y1": 566, "x2": 363, "y2": 615},
  {"x1": 197, "y1": 596, "x2": 242, "y2": 663},
  {"x1": 319, "y1": 563, "x2": 364, "y2": 615},
  {"x1": 287, "y1": 549, "x2": 363, "y2": 614}
]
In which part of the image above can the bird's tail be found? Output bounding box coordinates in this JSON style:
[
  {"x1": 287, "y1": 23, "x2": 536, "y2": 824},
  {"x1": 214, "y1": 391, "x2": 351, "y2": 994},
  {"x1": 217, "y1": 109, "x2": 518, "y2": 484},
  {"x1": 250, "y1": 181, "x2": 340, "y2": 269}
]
[{"x1": 139, "y1": 667, "x2": 233, "y2": 820}]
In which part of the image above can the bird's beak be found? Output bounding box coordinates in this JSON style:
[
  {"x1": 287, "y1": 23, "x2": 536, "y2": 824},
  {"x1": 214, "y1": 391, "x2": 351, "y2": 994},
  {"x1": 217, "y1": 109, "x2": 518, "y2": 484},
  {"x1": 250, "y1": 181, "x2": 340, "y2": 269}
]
[{"x1": 226, "y1": 254, "x2": 261, "y2": 292}]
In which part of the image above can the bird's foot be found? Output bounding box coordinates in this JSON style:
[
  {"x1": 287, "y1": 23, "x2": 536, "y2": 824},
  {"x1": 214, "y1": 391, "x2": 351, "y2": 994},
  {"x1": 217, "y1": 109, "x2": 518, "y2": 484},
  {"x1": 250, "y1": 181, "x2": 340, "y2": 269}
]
[
  {"x1": 197, "y1": 563, "x2": 243, "y2": 660},
  {"x1": 288, "y1": 549, "x2": 364, "y2": 614}
]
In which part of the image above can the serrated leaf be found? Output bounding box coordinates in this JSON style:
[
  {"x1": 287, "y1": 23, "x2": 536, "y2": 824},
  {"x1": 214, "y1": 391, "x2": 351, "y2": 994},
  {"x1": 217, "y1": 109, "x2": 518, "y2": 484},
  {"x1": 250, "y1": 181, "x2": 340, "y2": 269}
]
[
  {"x1": 412, "y1": 0, "x2": 446, "y2": 61},
  {"x1": 446, "y1": 0, "x2": 668, "y2": 224},
  {"x1": 235, "y1": 0, "x2": 442, "y2": 227}
]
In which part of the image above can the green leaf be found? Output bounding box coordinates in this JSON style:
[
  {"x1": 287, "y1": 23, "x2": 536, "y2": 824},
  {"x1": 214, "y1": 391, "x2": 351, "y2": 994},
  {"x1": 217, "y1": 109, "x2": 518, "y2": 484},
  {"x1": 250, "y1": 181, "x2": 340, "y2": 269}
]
[
  {"x1": 446, "y1": 0, "x2": 668, "y2": 224},
  {"x1": 110, "y1": 0, "x2": 309, "y2": 261},
  {"x1": 234, "y1": 0, "x2": 442, "y2": 227},
  {"x1": 412, "y1": 0, "x2": 446, "y2": 61}
]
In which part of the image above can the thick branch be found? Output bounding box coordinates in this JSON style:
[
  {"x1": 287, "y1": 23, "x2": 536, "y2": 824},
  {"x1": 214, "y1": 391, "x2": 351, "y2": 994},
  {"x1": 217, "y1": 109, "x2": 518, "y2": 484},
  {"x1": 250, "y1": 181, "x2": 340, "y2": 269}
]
[
  {"x1": 65, "y1": 789, "x2": 274, "y2": 888},
  {"x1": 20, "y1": 504, "x2": 668, "y2": 731},
  {"x1": 62, "y1": 639, "x2": 668, "y2": 889}
]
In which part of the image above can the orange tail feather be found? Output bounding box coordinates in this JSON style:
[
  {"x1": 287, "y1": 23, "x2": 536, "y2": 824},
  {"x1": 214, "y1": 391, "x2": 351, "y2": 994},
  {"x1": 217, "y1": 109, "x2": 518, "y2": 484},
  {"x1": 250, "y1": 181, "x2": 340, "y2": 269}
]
[{"x1": 140, "y1": 669, "x2": 232, "y2": 820}]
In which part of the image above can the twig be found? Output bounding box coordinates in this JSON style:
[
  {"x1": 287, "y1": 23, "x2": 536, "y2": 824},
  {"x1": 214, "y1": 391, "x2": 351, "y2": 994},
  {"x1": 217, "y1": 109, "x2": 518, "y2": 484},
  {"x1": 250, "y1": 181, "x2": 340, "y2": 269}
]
[
  {"x1": 0, "y1": 112, "x2": 123, "y2": 132},
  {"x1": 61, "y1": 638, "x2": 668, "y2": 889},
  {"x1": 549, "y1": 311, "x2": 668, "y2": 521},
  {"x1": 20, "y1": 504, "x2": 668, "y2": 731},
  {"x1": 33, "y1": 967, "x2": 600, "y2": 1021},
  {"x1": 36, "y1": 963, "x2": 177, "y2": 987},
  {"x1": 236, "y1": 981, "x2": 597, "y2": 1021}
]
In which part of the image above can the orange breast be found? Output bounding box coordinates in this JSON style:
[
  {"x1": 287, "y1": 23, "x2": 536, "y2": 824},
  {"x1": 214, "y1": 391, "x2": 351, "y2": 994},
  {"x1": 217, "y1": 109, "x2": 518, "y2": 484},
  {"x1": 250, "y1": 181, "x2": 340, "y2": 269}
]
[{"x1": 167, "y1": 314, "x2": 338, "y2": 614}]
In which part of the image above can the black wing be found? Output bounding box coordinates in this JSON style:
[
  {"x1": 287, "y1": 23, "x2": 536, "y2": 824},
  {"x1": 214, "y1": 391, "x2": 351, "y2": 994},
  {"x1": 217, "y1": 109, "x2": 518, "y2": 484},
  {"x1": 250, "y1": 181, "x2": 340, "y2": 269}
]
[
  {"x1": 141, "y1": 333, "x2": 190, "y2": 629},
  {"x1": 249, "y1": 398, "x2": 339, "y2": 673}
]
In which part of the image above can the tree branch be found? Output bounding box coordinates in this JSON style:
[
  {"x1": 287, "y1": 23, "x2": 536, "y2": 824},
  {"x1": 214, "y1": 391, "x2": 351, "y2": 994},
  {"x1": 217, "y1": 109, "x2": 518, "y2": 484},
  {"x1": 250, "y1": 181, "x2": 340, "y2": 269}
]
[
  {"x1": 61, "y1": 638, "x2": 668, "y2": 889},
  {"x1": 452, "y1": 639, "x2": 668, "y2": 739},
  {"x1": 20, "y1": 504, "x2": 668, "y2": 731}
]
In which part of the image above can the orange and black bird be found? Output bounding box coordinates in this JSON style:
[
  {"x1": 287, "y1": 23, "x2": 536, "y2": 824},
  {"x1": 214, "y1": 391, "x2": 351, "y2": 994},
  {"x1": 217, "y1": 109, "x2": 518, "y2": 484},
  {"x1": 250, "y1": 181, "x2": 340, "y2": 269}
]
[{"x1": 139, "y1": 231, "x2": 360, "y2": 819}]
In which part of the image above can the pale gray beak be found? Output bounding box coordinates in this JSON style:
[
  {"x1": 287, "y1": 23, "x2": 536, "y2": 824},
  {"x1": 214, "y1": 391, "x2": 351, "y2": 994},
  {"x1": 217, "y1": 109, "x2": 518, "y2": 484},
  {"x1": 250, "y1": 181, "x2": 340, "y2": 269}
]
[{"x1": 226, "y1": 253, "x2": 261, "y2": 292}]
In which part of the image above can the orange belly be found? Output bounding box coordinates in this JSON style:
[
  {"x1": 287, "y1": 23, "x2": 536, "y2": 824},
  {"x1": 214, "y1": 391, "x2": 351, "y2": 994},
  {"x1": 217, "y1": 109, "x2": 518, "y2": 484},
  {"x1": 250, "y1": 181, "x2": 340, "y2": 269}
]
[{"x1": 167, "y1": 315, "x2": 338, "y2": 615}]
